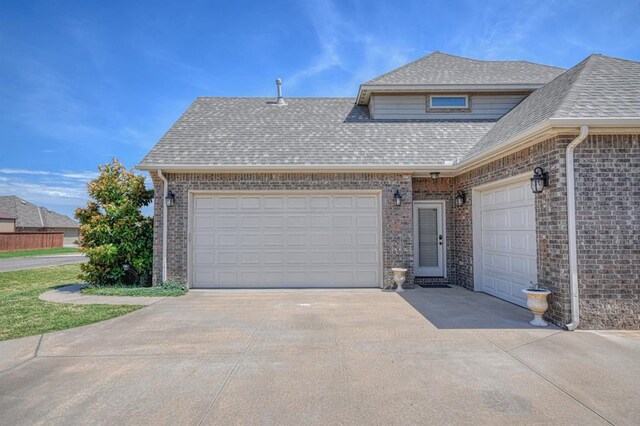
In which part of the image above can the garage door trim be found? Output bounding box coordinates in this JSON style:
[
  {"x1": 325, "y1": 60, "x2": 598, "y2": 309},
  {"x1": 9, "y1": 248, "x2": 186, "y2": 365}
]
[
  {"x1": 471, "y1": 172, "x2": 537, "y2": 306},
  {"x1": 187, "y1": 190, "x2": 384, "y2": 289}
]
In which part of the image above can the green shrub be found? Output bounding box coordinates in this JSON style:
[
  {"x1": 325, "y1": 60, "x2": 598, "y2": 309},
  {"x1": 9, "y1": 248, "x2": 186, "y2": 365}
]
[{"x1": 75, "y1": 159, "x2": 154, "y2": 286}]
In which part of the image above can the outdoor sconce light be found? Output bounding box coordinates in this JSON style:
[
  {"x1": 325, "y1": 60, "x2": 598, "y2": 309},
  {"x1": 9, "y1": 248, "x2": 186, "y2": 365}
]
[
  {"x1": 430, "y1": 172, "x2": 440, "y2": 180},
  {"x1": 393, "y1": 190, "x2": 403, "y2": 206},
  {"x1": 165, "y1": 190, "x2": 176, "y2": 207},
  {"x1": 455, "y1": 190, "x2": 466, "y2": 207},
  {"x1": 530, "y1": 167, "x2": 549, "y2": 194}
]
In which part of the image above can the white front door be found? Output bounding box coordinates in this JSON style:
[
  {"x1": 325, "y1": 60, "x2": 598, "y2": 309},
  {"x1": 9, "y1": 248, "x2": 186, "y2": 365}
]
[
  {"x1": 413, "y1": 202, "x2": 445, "y2": 277},
  {"x1": 189, "y1": 192, "x2": 382, "y2": 288},
  {"x1": 475, "y1": 179, "x2": 537, "y2": 307}
]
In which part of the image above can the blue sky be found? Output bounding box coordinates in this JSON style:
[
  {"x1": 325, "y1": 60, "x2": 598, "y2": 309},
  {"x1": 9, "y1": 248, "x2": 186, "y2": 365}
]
[{"x1": 1, "y1": 0, "x2": 639, "y2": 218}]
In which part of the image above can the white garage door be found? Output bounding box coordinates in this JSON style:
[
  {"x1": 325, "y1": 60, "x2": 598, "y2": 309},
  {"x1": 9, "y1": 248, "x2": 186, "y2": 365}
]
[
  {"x1": 477, "y1": 180, "x2": 537, "y2": 307},
  {"x1": 190, "y1": 192, "x2": 381, "y2": 288}
]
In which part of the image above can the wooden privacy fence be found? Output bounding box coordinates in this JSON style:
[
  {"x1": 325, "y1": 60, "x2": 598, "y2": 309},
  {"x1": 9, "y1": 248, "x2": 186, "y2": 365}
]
[{"x1": 0, "y1": 232, "x2": 64, "y2": 252}]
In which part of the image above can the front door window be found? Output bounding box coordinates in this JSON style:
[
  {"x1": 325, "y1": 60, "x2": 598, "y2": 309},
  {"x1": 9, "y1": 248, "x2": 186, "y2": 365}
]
[{"x1": 413, "y1": 202, "x2": 445, "y2": 277}]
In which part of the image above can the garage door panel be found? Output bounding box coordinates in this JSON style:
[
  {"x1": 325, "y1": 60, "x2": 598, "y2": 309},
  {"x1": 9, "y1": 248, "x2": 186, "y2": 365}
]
[
  {"x1": 357, "y1": 215, "x2": 377, "y2": 228},
  {"x1": 263, "y1": 252, "x2": 284, "y2": 264},
  {"x1": 334, "y1": 251, "x2": 354, "y2": 263},
  {"x1": 195, "y1": 197, "x2": 216, "y2": 209},
  {"x1": 310, "y1": 234, "x2": 330, "y2": 247},
  {"x1": 191, "y1": 193, "x2": 381, "y2": 288},
  {"x1": 356, "y1": 196, "x2": 378, "y2": 209},
  {"x1": 333, "y1": 216, "x2": 353, "y2": 227},
  {"x1": 482, "y1": 231, "x2": 534, "y2": 254},
  {"x1": 287, "y1": 216, "x2": 307, "y2": 228},
  {"x1": 286, "y1": 197, "x2": 306, "y2": 209},
  {"x1": 478, "y1": 180, "x2": 537, "y2": 307},
  {"x1": 334, "y1": 197, "x2": 354, "y2": 208},
  {"x1": 218, "y1": 216, "x2": 237, "y2": 228},
  {"x1": 264, "y1": 197, "x2": 285, "y2": 209},
  {"x1": 310, "y1": 216, "x2": 331, "y2": 228},
  {"x1": 357, "y1": 233, "x2": 377, "y2": 246},
  {"x1": 334, "y1": 234, "x2": 353, "y2": 246},
  {"x1": 263, "y1": 216, "x2": 285, "y2": 228},
  {"x1": 310, "y1": 251, "x2": 332, "y2": 264},
  {"x1": 240, "y1": 197, "x2": 260, "y2": 209},
  {"x1": 264, "y1": 234, "x2": 284, "y2": 246},
  {"x1": 310, "y1": 197, "x2": 330, "y2": 209}
]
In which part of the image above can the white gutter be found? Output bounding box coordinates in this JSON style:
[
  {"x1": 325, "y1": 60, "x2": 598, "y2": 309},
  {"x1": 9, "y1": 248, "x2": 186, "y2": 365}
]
[
  {"x1": 564, "y1": 125, "x2": 589, "y2": 331},
  {"x1": 137, "y1": 164, "x2": 458, "y2": 173},
  {"x1": 156, "y1": 169, "x2": 168, "y2": 283}
]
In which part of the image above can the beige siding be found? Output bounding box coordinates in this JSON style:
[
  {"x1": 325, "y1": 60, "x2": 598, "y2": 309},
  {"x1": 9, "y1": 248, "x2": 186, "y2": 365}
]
[
  {"x1": 370, "y1": 94, "x2": 526, "y2": 120},
  {"x1": 0, "y1": 219, "x2": 15, "y2": 232}
]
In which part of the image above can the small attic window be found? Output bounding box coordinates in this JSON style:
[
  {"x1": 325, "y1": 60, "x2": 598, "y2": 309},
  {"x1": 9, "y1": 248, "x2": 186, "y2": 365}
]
[{"x1": 428, "y1": 95, "x2": 469, "y2": 109}]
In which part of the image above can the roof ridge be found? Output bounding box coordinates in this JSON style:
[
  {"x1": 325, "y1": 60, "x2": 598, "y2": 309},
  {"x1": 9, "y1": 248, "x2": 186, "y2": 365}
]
[
  {"x1": 553, "y1": 55, "x2": 598, "y2": 117},
  {"x1": 431, "y1": 51, "x2": 564, "y2": 70},
  {"x1": 363, "y1": 51, "x2": 438, "y2": 84}
]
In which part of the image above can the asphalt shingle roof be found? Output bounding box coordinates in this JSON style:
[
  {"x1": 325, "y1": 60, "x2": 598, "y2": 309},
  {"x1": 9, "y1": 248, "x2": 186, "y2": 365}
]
[
  {"x1": 465, "y1": 54, "x2": 640, "y2": 160},
  {"x1": 138, "y1": 98, "x2": 495, "y2": 168},
  {"x1": 140, "y1": 54, "x2": 639, "y2": 170},
  {"x1": 0, "y1": 196, "x2": 78, "y2": 229},
  {"x1": 363, "y1": 52, "x2": 565, "y2": 86}
]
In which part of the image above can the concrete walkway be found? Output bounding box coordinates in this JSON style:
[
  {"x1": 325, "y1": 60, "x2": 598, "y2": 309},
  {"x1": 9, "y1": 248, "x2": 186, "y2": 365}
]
[
  {"x1": 39, "y1": 284, "x2": 165, "y2": 305},
  {"x1": 1, "y1": 287, "x2": 638, "y2": 425},
  {"x1": 0, "y1": 254, "x2": 86, "y2": 272}
]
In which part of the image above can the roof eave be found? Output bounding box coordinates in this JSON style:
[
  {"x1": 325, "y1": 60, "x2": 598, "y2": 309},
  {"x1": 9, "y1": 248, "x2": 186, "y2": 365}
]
[
  {"x1": 136, "y1": 163, "x2": 460, "y2": 175},
  {"x1": 457, "y1": 117, "x2": 640, "y2": 172}
]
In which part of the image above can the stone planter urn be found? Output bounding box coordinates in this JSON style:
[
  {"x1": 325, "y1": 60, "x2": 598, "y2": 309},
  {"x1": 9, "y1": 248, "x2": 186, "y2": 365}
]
[
  {"x1": 522, "y1": 289, "x2": 552, "y2": 327},
  {"x1": 391, "y1": 268, "x2": 408, "y2": 293}
]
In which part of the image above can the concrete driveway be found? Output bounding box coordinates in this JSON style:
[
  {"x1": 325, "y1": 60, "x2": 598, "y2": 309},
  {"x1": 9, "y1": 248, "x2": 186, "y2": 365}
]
[
  {"x1": 0, "y1": 287, "x2": 638, "y2": 425},
  {"x1": 0, "y1": 254, "x2": 86, "y2": 272}
]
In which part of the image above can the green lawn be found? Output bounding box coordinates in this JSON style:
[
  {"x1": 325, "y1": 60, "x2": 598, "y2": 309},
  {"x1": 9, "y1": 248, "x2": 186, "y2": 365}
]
[
  {"x1": 0, "y1": 247, "x2": 80, "y2": 259},
  {"x1": 82, "y1": 285, "x2": 187, "y2": 297},
  {"x1": 0, "y1": 264, "x2": 141, "y2": 341}
]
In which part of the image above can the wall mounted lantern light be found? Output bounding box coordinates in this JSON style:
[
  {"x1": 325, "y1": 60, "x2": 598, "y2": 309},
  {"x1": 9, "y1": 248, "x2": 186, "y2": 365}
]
[
  {"x1": 430, "y1": 172, "x2": 441, "y2": 180},
  {"x1": 165, "y1": 190, "x2": 176, "y2": 207},
  {"x1": 455, "y1": 190, "x2": 466, "y2": 207},
  {"x1": 393, "y1": 190, "x2": 402, "y2": 206},
  {"x1": 530, "y1": 167, "x2": 549, "y2": 194}
]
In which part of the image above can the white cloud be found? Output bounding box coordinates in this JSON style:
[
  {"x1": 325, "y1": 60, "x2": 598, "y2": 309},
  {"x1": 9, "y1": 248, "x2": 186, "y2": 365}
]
[{"x1": 0, "y1": 168, "x2": 98, "y2": 180}]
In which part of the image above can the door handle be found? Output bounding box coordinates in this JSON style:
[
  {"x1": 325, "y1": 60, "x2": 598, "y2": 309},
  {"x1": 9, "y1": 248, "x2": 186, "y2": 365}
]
[{"x1": 438, "y1": 234, "x2": 443, "y2": 245}]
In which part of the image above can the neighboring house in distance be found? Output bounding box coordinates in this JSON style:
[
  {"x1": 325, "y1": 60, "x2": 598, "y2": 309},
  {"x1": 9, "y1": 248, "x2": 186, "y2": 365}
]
[
  {"x1": 138, "y1": 52, "x2": 640, "y2": 330},
  {"x1": 0, "y1": 212, "x2": 16, "y2": 232},
  {"x1": 0, "y1": 196, "x2": 80, "y2": 245}
]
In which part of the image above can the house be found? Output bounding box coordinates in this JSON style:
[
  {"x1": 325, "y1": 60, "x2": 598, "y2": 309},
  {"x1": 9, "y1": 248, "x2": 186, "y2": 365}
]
[
  {"x1": 0, "y1": 212, "x2": 16, "y2": 232},
  {"x1": 0, "y1": 196, "x2": 80, "y2": 245},
  {"x1": 138, "y1": 52, "x2": 640, "y2": 330}
]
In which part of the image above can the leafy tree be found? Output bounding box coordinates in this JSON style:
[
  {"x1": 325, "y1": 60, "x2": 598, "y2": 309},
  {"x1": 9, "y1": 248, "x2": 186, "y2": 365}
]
[{"x1": 75, "y1": 159, "x2": 154, "y2": 286}]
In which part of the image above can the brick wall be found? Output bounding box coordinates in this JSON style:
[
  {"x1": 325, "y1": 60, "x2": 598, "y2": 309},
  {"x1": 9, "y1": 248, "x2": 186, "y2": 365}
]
[
  {"x1": 149, "y1": 172, "x2": 414, "y2": 289},
  {"x1": 573, "y1": 134, "x2": 639, "y2": 329}
]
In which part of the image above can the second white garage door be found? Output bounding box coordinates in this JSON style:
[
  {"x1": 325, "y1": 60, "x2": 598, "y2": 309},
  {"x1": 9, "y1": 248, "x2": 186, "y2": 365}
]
[
  {"x1": 190, "y1": 192, "x2": 381, "y2": 288},
  {"x1": 475, "y1": 179, "x2": 538, "y2": 307}
]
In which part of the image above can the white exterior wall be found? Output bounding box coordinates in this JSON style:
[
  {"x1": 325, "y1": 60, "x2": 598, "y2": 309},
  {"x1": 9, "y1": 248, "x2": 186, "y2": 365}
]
[{"x1": 370, "y1": 94, "x2": 527, "y2": 120}]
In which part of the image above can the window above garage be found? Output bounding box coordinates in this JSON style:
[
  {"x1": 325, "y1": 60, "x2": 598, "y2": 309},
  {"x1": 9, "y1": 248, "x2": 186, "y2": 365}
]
[{"x1": 428, "y1": 95, "x2": 469, "y2": 110}]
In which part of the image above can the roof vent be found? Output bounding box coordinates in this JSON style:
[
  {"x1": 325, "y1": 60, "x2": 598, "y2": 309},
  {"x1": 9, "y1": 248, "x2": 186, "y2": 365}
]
[{"x1": 275, "y1": 78, "x2": 286, "y2": 105}]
